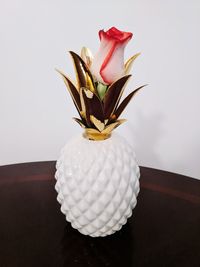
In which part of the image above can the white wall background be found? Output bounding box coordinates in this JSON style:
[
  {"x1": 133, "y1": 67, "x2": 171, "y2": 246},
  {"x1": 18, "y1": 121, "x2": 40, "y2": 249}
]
[{"x1": 0, "y1": 0, "x2": 200, "y2": 179}]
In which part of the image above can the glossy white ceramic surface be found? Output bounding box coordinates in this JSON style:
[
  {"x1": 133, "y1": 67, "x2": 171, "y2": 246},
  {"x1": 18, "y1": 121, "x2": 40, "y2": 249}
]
[{"x1": 55, "y1": 133, "x2": 140, "y2": 237}]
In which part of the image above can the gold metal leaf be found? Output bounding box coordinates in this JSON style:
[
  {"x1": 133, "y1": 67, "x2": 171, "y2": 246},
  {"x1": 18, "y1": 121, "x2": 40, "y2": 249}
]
[
  {"x1": 114, "y1": 85, "x2": 147, "y2": 119},
  {"x1": 81, "y1": 47, "x2": 93, "y2": 68},
  {"x1": 56, "y1": 68, "x2": 82, "y2": 114},
  {"x1": 90, "y1": 115, "x2": 105, "y2": 132},
  {"x1": 79, "y1": 88, "x2": 87, "y2": 121},
  {"x1": 84, "y1": 89, "x2": 93, "y2": 99},
  {"x1": 109, "y1": 114, "x2": 116, "y2": 122},
  {"x1": 69, "y1": 51, "x2": 96, "y2": 93},
  {"x1": 102, "y1": 119, "x2": 126, "y2": 134},
  {"x1": 73, "y1": 117, "x2": 86, "y2": 128},
  {"x1": 104, "y1": 75, "x2": 131, "y2": 119},
  {"x1": 125, "y1": 53, "x2": 141, "y2": 75},
  {"x1": 83, "y1": 128, "x2": 111, "y2": 141},
  {"x1": 82, "y1": 87, "x2": 104, "y2": 122},
  {"x1": 80, "y1": 111, "x2": 86, "y2": 118},
  {"x1": 84, "y1": 128, "x2": 100, "y2": 134}
]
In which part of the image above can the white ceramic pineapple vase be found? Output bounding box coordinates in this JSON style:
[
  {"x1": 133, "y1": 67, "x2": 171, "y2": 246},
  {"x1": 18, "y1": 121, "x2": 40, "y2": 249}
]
[{"x1": 55, "y1": 133, "x2": 140, "y2": 237}]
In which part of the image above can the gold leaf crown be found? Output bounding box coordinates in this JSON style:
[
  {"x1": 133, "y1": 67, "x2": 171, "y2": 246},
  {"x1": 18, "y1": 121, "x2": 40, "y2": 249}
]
[{"x1": 57, "y1": 48, "x2": 145, "y2": 140}]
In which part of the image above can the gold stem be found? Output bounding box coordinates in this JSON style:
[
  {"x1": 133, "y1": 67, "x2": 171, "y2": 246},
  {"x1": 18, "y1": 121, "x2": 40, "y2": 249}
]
[{"x1": 83, "y1": 130, "x2": 111, "y2": 141}]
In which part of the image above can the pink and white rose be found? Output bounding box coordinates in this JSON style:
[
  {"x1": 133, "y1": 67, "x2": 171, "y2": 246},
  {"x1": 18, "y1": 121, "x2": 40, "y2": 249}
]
[{"x1": 90, "y1": 27, "x2": 133, "y2": 85}]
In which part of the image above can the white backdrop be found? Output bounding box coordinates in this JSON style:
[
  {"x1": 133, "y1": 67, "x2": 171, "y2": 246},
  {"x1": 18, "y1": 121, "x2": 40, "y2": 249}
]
[{"x1": 0, "y1": 0, "x2": 200, "y2": 179}]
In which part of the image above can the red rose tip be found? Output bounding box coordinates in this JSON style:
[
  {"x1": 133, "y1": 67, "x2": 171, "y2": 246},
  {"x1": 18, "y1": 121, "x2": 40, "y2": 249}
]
[{"x1": 99, "y1": 27, "x2": 133, "y2": 43}]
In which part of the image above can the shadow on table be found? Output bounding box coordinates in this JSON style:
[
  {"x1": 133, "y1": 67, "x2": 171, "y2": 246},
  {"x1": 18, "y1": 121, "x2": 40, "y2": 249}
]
[{"x1": 61, "y1": 222, "x2": 134, "y2": 267}]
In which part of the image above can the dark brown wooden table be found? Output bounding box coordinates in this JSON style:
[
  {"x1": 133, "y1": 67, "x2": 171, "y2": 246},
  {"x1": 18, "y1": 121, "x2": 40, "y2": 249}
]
[{"x1": 0, "y1": 162, "x2": 199, "y2": 267}]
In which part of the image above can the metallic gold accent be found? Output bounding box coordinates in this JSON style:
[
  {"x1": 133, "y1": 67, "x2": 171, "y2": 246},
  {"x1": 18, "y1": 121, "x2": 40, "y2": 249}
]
[
  {"x1": 56, "y1": 69, "x2": 82, "y2": 119},
  {"x1": 110, "y1": 114, "x2": 116, "y2": 121},
  {"x1": 114, "y1": 84, "x2": 147, "y2": 119},
  {"x1": 57, "y1": 50, "x2": 143, "y2": 136},
  {"x1": 81, "y1": 47, "x2": 93, "y2": 68},
  {"x1": 84, "y1": 89, "x2": 93, "y2": 99},
  {"x1": 86, "y1": 72, "x2": 96, "y2": 93},
  {"x1": 125, "y1": 53, "x2": 141, "y2": 75},
  {"x1": 102, "y1": 119, "x2": 126, "y2": 134},
  {"x1": 90, "y1": 115, "x2": 105, "y2": 132},
  {"x1": 82, "y1": 88, "x2": 104, "y2": 122},
  {"x1": 56, "y1": 68, "x2": 79, "y2": 93},
  {"x1": 73, "y1": 117, "x2": 86, "y2": 128},
  {"x1": 80, "y1": 88, "x2": 86, "y2": 119},
  {"x1": 69, "y1": 51, "x2": 96, "y2": 93},
  {"x1": 104, "y1": 75, "x2": 131, "y2": 119},
  {"x1": 80, "y1": 111, "x2": 86, "y2": 118},
  {"x1": 83, "y1": 128, "x2": 111, "y2": 141},
  {"x1": 83, "y1": 119, "x2": 126, "y2": 141}
]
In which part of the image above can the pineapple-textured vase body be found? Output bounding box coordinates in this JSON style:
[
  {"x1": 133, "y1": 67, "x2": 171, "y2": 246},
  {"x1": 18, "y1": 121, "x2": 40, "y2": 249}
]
[{"x1": 55, "y1": 133, "x2": 140, "y2": 237}]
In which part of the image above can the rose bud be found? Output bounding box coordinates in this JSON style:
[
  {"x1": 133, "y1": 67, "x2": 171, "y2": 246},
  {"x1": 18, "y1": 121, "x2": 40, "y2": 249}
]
[{"x1": 90, "y1": 27, "x2": 133, "y2": 85}]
